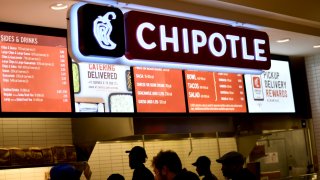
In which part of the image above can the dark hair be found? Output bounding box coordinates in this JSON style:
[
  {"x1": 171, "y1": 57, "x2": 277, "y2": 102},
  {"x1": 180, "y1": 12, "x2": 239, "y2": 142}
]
[
  {"x1": 127, "y1": 146, "x2": 147, "y2": 164},
  {"x1": 107, "y1": 173, "x2": 125, "y2": 180},
  {"x1": 50, "y1": 164, "x2": 80, "y2": 180},
  {"x1": 216, "y1": 151, "x2": 245, "y2": 165},
  {"x1": 152, "y1": 150, "x2": 182, "y2": 173}
]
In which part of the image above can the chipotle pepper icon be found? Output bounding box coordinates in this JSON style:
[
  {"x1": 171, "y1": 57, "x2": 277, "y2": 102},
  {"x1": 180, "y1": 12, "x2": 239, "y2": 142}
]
[
  {"x1": 77, "y1": 4, "x2": 125, "y2": 58},
  {"x1": 93, "y1": 12, "x2": 117, "y2": 50}
]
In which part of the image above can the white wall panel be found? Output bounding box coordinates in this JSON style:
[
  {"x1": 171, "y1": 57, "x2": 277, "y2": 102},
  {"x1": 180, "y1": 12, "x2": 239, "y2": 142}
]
[
  {"x1": 305, "y1": 54, "x2": 320, "y2": 170},
  {"x1": 88, "y1": 137, "x2": 237, "y2": 180}
]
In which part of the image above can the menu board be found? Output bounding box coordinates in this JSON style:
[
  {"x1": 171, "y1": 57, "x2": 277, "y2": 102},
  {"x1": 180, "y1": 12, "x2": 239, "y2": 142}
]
[
  {"x1": 0, "y1": 31, "x2": 71, "y2": 112},
  {"x1": 185, "y1": 71, "x2": 247, "y2": 113},
  {"x1": 133, "y1": 67, "x2": 186, "y2": 113},
  {"x1": 73, "y1": 62, "x2": 133, "y2": 113},
  {"x1": 244, "y1": 60, "x2": 295, "y2": 113}
]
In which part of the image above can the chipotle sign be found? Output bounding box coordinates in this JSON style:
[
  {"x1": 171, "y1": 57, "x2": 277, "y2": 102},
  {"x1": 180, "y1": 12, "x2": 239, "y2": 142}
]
[
  {"x1": 68, "y1": 3, "x2": 271, "y2": 73},
  {"x1": 124, "y1": 11, "x2": 270, "y2": 70}
]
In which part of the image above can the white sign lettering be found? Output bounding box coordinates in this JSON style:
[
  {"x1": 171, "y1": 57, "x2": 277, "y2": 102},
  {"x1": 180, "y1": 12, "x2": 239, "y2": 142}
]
[
  {"x1": 136, "y1": 22, "x2": 267, "y2": 61},
  {"x1": 93, "y1": 12, "x2": 117, "y2": 50}
]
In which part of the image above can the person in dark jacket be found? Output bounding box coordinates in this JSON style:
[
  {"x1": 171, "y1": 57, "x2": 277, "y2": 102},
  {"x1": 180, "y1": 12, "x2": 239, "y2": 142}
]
[
  {"x1": 152, "y1": 150, "x2": 199, "y2": 180},
  {"x1": 192, "y1": 156, "x2": 218, "y2": 180},
  {"x1": 126, "y1": 146, "x2": 154, "y2": 180},
  {"x1": 216, "y1": 151, "x2": 256, "y2": 180}
]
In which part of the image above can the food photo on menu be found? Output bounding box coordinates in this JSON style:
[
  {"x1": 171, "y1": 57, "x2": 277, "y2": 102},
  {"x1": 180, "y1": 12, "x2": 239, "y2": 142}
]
[{"x1": 72, "y1": 61, "x2": 134, "y2": 113}]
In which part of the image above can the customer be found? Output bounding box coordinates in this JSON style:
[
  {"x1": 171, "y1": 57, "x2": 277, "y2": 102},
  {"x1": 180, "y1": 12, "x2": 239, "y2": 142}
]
[
  {"x1": 107, "y1": 173, "x2": 125, "y2": 180},
  {"x1": 50, "y1": 164, "x2": 80, "y2": 180},
  {"x1": 192, "y1": 156, "x2": 218, "y2": 180},
  {"x1": 126, "y1": 146, "x2": 154, "y2": 180},
  {"x1": 152, "y1": 150, "x2": 199, "y2": 180},
  {"x1": 216, "y1": 151, "x2": 256, "y2": 180}
]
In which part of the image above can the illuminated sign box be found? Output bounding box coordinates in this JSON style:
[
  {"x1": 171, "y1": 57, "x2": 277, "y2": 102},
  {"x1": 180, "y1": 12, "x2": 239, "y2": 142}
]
[
  {"x1": 133, "y1": 67, "x2": 186, "y2": 113},
  {"x1": 0, "y1": 28, "x2": 72, "y2": 113},
  {"x1": 244, "y1": 60, "x2": 295, "y2": 113},
  {"x1": 68, "y1": 2, "x2": 271, "y2": 74},
  {"x1": 124, "y1": 11, "x2": 270, "y2": 71},
  {"x1": 76, "y1": 4, "x2": 125, "y2": 58},
  {"x1": 184, "y1": 71, "x2": 247, "y2": 113},
  {"x1": 72, "y1": 62, "x2": 134, "y2": 113}
]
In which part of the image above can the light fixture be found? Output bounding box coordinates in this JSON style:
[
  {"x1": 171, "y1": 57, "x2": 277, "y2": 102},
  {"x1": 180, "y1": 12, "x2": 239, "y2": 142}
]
[
  {"x1": 313, "y1": 44, "x2": 320, "y2": 48},
  {"x1": 50, "y1": 3, "x2": 68, "y2": 10},
  {"x1": 276, "y1": 38, "x2": 291, "y2": 43}
]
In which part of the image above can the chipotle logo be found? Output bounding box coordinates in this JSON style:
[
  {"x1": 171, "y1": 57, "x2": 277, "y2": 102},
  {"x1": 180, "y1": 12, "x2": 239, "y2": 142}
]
[
  {"x1": 124, "y1": 11, "x2": 270, "y2": 70},
  {"x1": 69, "y1": 3, "x2": 271, "y2": 73}
]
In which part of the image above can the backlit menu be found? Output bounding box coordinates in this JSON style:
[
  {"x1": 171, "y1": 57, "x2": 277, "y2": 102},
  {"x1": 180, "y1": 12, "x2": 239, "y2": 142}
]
[
  {"x1": 133, "y1": 67, "x2": 186, "y2": 113},
  {"x1": 0, "y1": 31, "x2": 71, "y2": 112},
  {"x1": 185, "y1": 70, "x2": 246, "y2": 113}
]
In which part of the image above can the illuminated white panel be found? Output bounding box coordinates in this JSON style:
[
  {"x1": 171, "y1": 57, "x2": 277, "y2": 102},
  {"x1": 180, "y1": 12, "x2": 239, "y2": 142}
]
[
  {"x1": 244, "y1": 60, "x2": 295, "y2": 113},
  {"x1": 136, "y1": 22, "x2": 157, "y2": 50},
  {"x1": 118, "y1": 56, "x2": 263, "y2": 74}
]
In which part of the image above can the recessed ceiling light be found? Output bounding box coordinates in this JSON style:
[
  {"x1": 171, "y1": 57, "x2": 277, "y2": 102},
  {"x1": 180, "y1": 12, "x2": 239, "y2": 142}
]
[
  {"x1": 313, "y1": 44, "x2": 320, "y2": 48},
  {"x1": 50, "y1": 3, "x2": 68, "y2": 10},
  {"x1": 276, "y1": 38, "x2": 291, "y2": 43}
]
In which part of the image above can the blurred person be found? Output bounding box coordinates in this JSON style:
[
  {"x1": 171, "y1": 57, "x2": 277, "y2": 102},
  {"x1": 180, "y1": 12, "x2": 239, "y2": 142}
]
[
  {"x1": 192, "y1": 156, "x2": 218, "y2": 180},
  {"x1": 152, "y1": 150, "x2": 199, "y2": 180},
  {"x1": 50, "y1": 164, "x2": 81, "y2": 180},
  {"x1": 126, "y1": 146, "x2": 154, "y2": 180},
  {"x1": 107, "y1": 173, "x2": 125, "y2": 180},
  {"x1": 216, "y1": 151, "x2": 256, "y2": 180}
]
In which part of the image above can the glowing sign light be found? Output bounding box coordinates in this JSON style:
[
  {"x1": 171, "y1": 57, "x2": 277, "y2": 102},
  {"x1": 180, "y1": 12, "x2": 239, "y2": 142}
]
[
  {"x1": 68, "y1": 3, "x2": 125, "y2": 62},
  {"x1": 93, "y1": 12, "x2": 117, "y2": 50},
  {"x1": 68, "y1": 2, "x2": 271, "y2": 74},
  {"x1": 124, "y1": 11, "x2": 270, "y2": 71},
  {"x1": 135, "y1": 24, "x2": 267, "y2": 61}
]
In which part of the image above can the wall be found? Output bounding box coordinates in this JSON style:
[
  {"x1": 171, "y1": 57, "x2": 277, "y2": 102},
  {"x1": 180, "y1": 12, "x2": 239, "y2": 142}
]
[
  {"x1": 87, "y1": 137, "x2": 237, "y2": 180},
  {"x1": 72, "y1": 117, "x2": 134, "y2": 146},
  {"x1": 0, "y1": 118, "x2": 72, "y2": 147},
  {"x1": 305, "y1": 54, "x2": 320, "y2": 170},
  {"x1": 0, "y1": 117, "x2": 73, "y2": 180},
  {"x1": 256, "y1": 129, "x2": 309, "y2": 177}
]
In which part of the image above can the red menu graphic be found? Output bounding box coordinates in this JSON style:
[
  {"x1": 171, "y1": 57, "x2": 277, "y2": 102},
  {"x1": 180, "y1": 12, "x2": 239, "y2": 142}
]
[
  {"x1": 133, "y1": 67, "x2": 186, "y2": 112},
  {"x1": 0, "y1": 31, "x2": 71, "y2": 112},
  {"x1": 185, "y1": 71, "x2": 246, "y2": 113}
]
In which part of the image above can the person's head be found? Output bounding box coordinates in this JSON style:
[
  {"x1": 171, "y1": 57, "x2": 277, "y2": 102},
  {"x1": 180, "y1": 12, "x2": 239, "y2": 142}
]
[
  {"x1": 216, "y1": 151, "x2": 245, "y2": 178},
  {"x1": 126, "y1": 146, "x2": 147, "y2": 169},
  {"x1": 152, "y1": 150, "x2": 182, "y2": 180},
  {"x1": 50, "y1": 164, "x2": 80, "y2": 180},
  {"x1": 107, "y1": 173, "x2": 125, "y2": 180},
  {"x1": 192, "y1": 156, "x2": 211, "y2": 176}
]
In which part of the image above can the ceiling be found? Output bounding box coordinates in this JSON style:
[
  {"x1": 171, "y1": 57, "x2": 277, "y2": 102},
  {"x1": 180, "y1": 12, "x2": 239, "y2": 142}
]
[{"x1": 0, "y1": 0, "x2": 319, "y2": 57}]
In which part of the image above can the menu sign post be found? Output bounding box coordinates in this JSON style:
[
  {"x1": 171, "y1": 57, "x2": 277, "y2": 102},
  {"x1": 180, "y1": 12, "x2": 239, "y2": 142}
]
[
  {"x1": 133, "y1": 67, "x2": 186, "y2": 113},
  {"x1": 0, "y1": 31, "x2": 71, "y2": 112},
  {"x1": 185, "y1": 71, "x2": 247, "y2": 113}
]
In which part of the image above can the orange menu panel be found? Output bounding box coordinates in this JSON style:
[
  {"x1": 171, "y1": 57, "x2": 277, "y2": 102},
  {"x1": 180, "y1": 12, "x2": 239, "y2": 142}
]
[
  {"x1": 0, "y1": 32, "x2": 71, "y2": 112},
  {"x1": 185, "y1": 71, "x2": 247, "y2": 113},
  {"x1": 133, "y1": 67, "x2": 186, "y2": 113}
]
